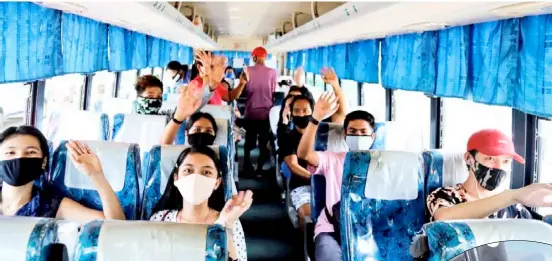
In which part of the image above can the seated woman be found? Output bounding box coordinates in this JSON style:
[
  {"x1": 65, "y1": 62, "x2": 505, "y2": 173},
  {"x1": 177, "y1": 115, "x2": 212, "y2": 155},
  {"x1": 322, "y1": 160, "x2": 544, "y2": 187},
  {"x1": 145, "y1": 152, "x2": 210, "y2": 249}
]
[
  {"x1": 150, "y1": 146, "x2": 253, "y2": 261},
  {"x1": 166, "y1": 60, "x2": 190, "y2": 90},
  {"x1": 159, "y1": 86, "x2": 219, "y2": 147},
  {"x1": 0, "y1": 126, "x2": 125, "y2": 221}
]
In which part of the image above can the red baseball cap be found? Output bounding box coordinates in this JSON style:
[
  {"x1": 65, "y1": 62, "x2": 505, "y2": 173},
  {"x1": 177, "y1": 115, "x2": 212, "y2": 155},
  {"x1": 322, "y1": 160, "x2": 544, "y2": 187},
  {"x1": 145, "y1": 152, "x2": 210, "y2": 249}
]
[
  {"x1": 252, "y1": 46, "x2": 267, "y2": 58},
  {"x1": 467, "y1": 129, "x2": 525, "y2": 164}
]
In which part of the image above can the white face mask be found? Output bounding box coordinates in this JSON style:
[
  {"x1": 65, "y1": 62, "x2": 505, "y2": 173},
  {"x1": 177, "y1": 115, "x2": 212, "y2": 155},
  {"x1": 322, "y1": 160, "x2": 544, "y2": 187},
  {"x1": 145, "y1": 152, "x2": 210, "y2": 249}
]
[
  {"x1": 174, "y1": 174, "x2": 217, "y2": 205},
  {"x1": 346, "y1": 135, "x2": 374, "y2": 151}
]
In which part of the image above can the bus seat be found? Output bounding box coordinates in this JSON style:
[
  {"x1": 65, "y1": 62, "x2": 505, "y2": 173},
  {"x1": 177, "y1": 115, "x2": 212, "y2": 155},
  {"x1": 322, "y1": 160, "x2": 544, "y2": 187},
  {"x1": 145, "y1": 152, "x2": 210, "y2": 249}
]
[
  {"x1": 73, "y1": 220, "x2": 227, "y2": 261},
  {"x1": 0, "y1": 216, "x2": 57, "y2": 261},
  {"x1": 341, "y1": 151, "x2": 425, "y2": 261},
  {"x1": 50, "y1": 140, "x2": 140, "y2": 220},
  {"x1": 111, "y1": 113, "x2": 168, "y2": 147},
  {"x1": 55, "y1": 220, "x2": 81, "y2": 261},
  {"x1": 269, "y1": 105, "x2": 280, "y2": 138},
  {"x1": 93, "y1": 97, "x2": 135, "y2": 114},
  {"x1": 423, "y1": 150, "x2": 468, "y2": 196},
  {"x1": 43, "y1": 111, "x2": 110, "y2": 143},
  {"x1": 141, "y1": 145, "x2": 231, "y2": 220},
  {"x1": 372, "y1": 121, "x2": 426, "y2": 151},
  {"x1": 310, "y1": 175, "x2": 326, "y2": 223},
  {"x1": 201, "y1": 105, "x2": 233, "y2": 120},
  {"x1": 424, "y1": 219, "x2": 552, "y2": 261}
]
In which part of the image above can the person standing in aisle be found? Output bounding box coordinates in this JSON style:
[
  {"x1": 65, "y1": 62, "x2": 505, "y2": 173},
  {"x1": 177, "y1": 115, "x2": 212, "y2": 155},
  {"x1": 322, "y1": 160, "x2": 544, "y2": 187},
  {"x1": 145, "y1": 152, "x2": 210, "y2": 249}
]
[{"x1": 243, "y1": 46, "x2": 277, "y2": 177}]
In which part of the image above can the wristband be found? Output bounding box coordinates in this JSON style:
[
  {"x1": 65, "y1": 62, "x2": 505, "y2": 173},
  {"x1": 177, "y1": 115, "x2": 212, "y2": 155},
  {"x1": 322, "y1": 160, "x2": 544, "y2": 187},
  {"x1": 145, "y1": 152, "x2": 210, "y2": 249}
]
[
  {"x1": 171, "y1": 112, "x2": 184, "y2": 124},
  {"x1": 310, "y1": 117, "x2": 320, "y2": 125}
]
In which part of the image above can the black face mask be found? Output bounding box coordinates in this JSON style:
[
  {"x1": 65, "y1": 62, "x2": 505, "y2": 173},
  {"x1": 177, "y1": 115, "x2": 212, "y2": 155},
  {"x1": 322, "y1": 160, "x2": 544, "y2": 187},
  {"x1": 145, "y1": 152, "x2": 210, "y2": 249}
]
[
  {"x1": 293, "y1": 115, "x2": 311, "y2": 129},
  {"x1": 471, "y1": 160, "x2": 507, "y2": 191},
  {"x1": 188, "y1": 133, "x2": 216, "y2": 147},
  {"x1": 0, "y1": 158, "x2": 45, "y2": 187}
]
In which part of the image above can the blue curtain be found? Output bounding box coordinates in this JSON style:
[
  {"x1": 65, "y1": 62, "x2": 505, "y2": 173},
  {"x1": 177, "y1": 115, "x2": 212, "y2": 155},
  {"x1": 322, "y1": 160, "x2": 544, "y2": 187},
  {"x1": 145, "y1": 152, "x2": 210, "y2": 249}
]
[
  {"x1": 61, "y1": 13, "x2": 108, "y2": 74},
  {"x1": 470, "y1": 19, "x2": 519, "y2": 107},
  {"x1": 345, "y1": 39, "x2": 379, "y2": 83},
  {"x1": 435, "y1": 26, "x2": 470, "y2": 99},
  {"x1": 517, "y1": 15, "x2": 552, "y2": 117},
  {"x1": 0, "y1": 2, "x2": 62, "y2": 83},
  {"x1": 108, "y1": 26, "x2": 147, "y2": 71},
  {"x1": 381, "y1": 32, "x2": 437, "y2": 93},
  {"x1": 147, "y1": 36, "x2": 162, "y2": 68},
  {"x1": 176, "y1": 45, "x2": 192, "y2": 65},
  {"x1": 328, "y1": 44, "x2": 347, "y2": 78}
]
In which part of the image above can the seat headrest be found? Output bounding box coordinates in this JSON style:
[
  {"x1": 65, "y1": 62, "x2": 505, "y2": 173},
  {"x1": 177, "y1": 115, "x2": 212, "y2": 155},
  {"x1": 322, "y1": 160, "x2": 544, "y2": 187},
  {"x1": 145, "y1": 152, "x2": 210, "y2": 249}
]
[
  {"x1": 74, "y1": 220, "x2": 227, "y2": 261},
  {"x1": 269, "y1": 106, "x2": 281, "y2": 135},
  {"x1": 201, "y1": 105, "x2": 233, "y2": 120},
  {"x1": 112, "y1": 113, "x2": 167, "y2": 149},
  {"x1": 315, "y1": 122, "x2": 348, "y2": 152},
  {"x1": 373, "y1": 121, "x2": 426, "y2": 151},
  {"x1": 0, "y1": 217, "x2": 57, "y2": 261},
  {"x1": 44, "y1": 111, "x2": 109, "y2": 142},
  {"x1": 424, "y1": 150, "x2": 468, "y2": 194},
  {"x1": 94, "y1": 98, "x2": 134, "y2": 114},
  {"x1": 424, "y1": 219, "x2": 552, "y2": 260},
  {"x1": 185, "y1": 119, "x2": 229, "y2": 146}
]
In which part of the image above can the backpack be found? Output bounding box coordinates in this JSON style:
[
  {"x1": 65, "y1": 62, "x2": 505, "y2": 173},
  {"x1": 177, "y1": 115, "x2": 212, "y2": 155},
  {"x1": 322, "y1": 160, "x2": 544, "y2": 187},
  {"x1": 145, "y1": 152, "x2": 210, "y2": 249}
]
[{"x1": 324, "y1": 201, "x2": 342, "y2": 245}]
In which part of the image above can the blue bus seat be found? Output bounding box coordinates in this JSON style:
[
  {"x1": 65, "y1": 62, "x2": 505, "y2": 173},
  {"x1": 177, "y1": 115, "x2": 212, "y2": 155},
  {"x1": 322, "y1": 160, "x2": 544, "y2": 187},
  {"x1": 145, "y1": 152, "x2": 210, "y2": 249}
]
[
  {"x1": 141, "y1": 145, "x2": 231, "y2": 220},
  {"x1": 422, "y1": 150, "x2": 468, "y2": 198},
  {"x1": 341, "y1": 151, "x2": 426, "y2": 261},
  {"x1": 73, "y1": 220, "x2": 227, "y2": 261},
  {"x1": 424, "y1": 219, "x2": 552, "y2": 261},
  {"x1": 0, "y1": 216, "x2": 58, "y2": 261},
  {"x1": 43, "y1": 111, "x2": 110, "y2": 143},
  {"x1": 111, "y1": 113, "x2": 169, "y2": 145},
  {"x1": 50, "y1": 140, "x2": 140, "y2": 220}
]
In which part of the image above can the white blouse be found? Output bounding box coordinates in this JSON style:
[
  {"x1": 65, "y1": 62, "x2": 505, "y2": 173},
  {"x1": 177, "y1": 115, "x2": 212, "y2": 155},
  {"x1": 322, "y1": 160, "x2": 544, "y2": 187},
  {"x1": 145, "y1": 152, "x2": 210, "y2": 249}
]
[{"x1": 150, "y1": 210, "x2": 247, "y2": 261}]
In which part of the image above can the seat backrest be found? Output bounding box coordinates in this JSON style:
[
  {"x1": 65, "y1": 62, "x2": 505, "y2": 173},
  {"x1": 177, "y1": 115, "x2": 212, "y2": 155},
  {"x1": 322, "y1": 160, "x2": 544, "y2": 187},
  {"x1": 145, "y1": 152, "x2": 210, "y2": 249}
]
[
  {"x1": 50, "y1": 140, "x2": 140, "y2": 220},
  {"x1": 73, "y1": 220, "x2": 227, "y2": 261},
  {"x1": 43, "y1": 111, "x2": 110, "y2": 143},
  {"x1": 372, "y1": 121, "x2": 426, "y2": 151},
  {"x1": 141, "y1": 145, "x2": 230, "y2": 219},
  {"x1": 93, "y1": 97, "x2": 135, "y2": 114},
  {"x1": 111, "y1": 113, "x2": 169, "y2": 148},
  {"x1": 423, "y1": 150, "x2": 468, "y2": 197},
  {"x1": 0, "y1": 216, "x2": 57, "y2": 261},
  {"x1": 341, "y1": 151, "x2": 426, "y2": 261},
  {"x1": 424, "y1": 219, "x2": 552, "y2": 261},
  {"x1": 269, "y1": 106, "x2": 281, "y2": 136},
  {"x1": 201, "y1": 105, "x2": 233, "y2": 120}
]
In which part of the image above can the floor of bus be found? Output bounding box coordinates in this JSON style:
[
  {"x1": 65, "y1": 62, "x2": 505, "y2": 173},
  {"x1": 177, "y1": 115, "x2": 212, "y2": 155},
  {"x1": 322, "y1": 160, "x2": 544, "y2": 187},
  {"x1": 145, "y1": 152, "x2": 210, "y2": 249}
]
[{"x1": 236, "y1": 142, "x2": 304, "y2": 261}]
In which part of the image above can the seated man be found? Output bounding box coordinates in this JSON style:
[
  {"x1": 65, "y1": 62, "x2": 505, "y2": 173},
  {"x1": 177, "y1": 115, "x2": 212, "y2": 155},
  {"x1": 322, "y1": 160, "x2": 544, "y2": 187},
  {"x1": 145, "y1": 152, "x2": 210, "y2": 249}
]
[
  {"x1": 297, "y1": 95, "x2": 376, "y2": 261},
  {"x1": 427, "y1": 128, "x2": 552, "y2": 221}
]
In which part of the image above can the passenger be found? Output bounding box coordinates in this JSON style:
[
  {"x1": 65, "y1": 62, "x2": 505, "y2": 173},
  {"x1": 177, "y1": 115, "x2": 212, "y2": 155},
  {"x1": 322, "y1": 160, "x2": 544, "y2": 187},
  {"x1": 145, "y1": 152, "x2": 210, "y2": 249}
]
[
  {"x1": 186, "y1": 50, "x2": 227, "y2": 110},
  {"x1": 159, "y1": 87, "x2": 218, "y2": 146},
  {"x1": 208, "y1": 67, "x2": 249, "y2": 105},
  {"x1": 320, "y1": 67, "x2": 347, "y2": 123},
  {"x1": 278, "y1": 94, "x2": 315, "y2": 231},
  {"x1": 243, "y1": 46, "x2": 277, "y2": 176},
  {"x1": 150, "y1": 146, "x2": 252, "y2": 261},
  {"x1": 0, "y1": 126, "x2": 125, "y2": 220},
  {"x1": 427, "y1": 129, "x2": 552, "y2": 221},
  {"x1": 134, "y1": 75, "x2": 167, "y2": 115},
  {"x1": 297, "y1": 95, "x2": 376, "y2": 261},
  {"x1": 166, "y1": 60, "x2": 190, "y2": 92},
  {"x1": 224, "y1": 66, "x2": 236, "y2": 84}
]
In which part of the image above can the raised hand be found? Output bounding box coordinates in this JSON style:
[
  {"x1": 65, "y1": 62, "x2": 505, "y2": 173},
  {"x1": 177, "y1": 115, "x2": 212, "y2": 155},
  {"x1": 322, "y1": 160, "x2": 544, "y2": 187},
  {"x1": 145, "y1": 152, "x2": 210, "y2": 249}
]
[
  {"x1": 195, "y1": 50, "x2": 213, "y2": 76},
  {"x1": 294, "y1": 66, "x2": 305, "y2": 86},
  {"x1": 66, "y1": 140, "x2": 103, "y2": 177},
  {"x1": 219, "y1": 190, "x2": 254, "y2": 227},
  {"x1": 513, "y1": 183, "x2": 552, "y2": 208},
  {"x1": 175, "y1": 83, "x2": 203, "y2": 120},
  {"x1": 321, "y1": 67, "x2": 339, "y2": 86},
  {"x1": 313, "y1": 91, "x2": 339, "y2": 121},
  {"x1": 240, "y1": 67, "x2": 249, "y2": 85}
]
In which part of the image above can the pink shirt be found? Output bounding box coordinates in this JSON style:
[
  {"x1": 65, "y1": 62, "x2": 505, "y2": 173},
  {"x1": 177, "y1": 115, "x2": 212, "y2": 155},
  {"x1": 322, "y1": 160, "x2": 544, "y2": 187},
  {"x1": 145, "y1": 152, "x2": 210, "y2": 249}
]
[
  {"x1": 308, "y1": 151, "x2": 347, "y2": 238},
  {"x1": 244, "y1": 64, "x2": 277, "y2": 120}
]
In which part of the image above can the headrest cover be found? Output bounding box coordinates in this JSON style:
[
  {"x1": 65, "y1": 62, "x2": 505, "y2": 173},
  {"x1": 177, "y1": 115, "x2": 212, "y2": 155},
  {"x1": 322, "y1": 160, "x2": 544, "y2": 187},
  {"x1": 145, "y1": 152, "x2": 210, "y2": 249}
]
[
  {"x1": 326, "y1": 124, "x2": 348, "y2": 152},
  {"x1": 45, "y1": 111, "x2": 107, "y2": 142},
  {"x1": 364, "y1": 151, "x2": 422, "y2": 200},
  {"x1": 64, "y1": 141, "x2": 128, "y2": 192},
  {"x1": 97, "y1": 221, "x2": 209, "y2": 260},
  {"x1": 0, "y1": 217, "x2": 54, "y2": 261},
  {"x1": 113, "y1": 114, "x2": 166, "y2": 149},
  {"x1": 375, "y1": 121, "x2": 426, "y2": 151},
  {"x1": 440, "y1": 151, "x2": 468, "y2": 186},
  {"x1": 98, "y1": 98, "x2": 134, "y2": 114},
  {"x1": 201, "y1": 105, "x2": 233, "y2": 120}
]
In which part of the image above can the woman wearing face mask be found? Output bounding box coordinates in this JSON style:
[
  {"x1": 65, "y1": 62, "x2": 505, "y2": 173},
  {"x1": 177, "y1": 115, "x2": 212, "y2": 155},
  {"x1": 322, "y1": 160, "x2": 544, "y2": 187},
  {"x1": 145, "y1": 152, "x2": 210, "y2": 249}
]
[
  {"x1": 277, "y1": 94, "x2": 315, "y2": 231},
  {"x1": 166, "y1": 61, "x2": 190, "y2": 92},
  {"x1": 150, "y1": 146, "x2": 253, "y2": 261},
  {"x1": 159, "y1": 86, "x2": 218, "y2": 146},
  {"x1": 0, "y1": 126, "x2": 125, "y2": 220},
  {"x1": 427, "y1": 129, "x2": 552, "y2": 222}
]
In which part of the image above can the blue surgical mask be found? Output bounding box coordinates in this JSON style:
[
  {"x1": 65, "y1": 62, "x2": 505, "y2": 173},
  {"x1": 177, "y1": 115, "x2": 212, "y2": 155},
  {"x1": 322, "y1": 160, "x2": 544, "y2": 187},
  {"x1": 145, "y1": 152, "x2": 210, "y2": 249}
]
[{"x1": 225, "y1": 72, "x2": 235, "y2": 79}]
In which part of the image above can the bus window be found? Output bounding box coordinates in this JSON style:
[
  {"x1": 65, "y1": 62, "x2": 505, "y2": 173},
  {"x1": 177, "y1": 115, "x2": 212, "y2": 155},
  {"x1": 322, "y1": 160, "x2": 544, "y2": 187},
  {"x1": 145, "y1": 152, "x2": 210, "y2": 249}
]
[
  {"x1": 394, "y1": 90, "x2": 431, "y2": 149},
  {"x1": 314, "y1": 74, "x2": 325, "y2": 90},
  {"x1": 90, "y1": 71, "x2": 116, "y2": 111},
  {"x1": 442, "y1": 98, "x2": 512, "y2": 150},
  {"x1": 289, "y1": 69, "x2": 295, "y2": 77},
  {"x1": 306, "y1": 72, "x2": 314, "y2": 87},
  {"x1": 118, "y1": 70, "x2": 138, "y2": 99},
  {"x1": 538, "y1": 119, "x2": 552, "y2": 215},
  {"x1": 341, "y1": 80, "x2": 359, "y2": 107},
  {"x1": 153, "y1": 67, "x2": 163, "y2": 80},
  {"x1": 140, "y1": 68, "x2": 153, "y2": 76},
  {"x1": 360, "y1": 83, "x2": 386, "y2": 122},
  {"x1": 0, "y1": 83, "x2": 31, "y2": 131},
  {"x1": 44, "y1": 74, "x2": 85, "y2": 120}
]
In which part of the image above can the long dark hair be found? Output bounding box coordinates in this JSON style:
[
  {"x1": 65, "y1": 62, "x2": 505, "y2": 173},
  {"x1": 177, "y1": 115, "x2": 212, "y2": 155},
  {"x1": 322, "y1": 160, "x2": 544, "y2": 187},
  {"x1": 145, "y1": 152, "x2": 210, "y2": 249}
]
[
  {"x1": 167, "y1": 61, "x2": 188, "y2": 82},
  {"x1": 151, "y1": 147, "x2": 226, "y2": 214},
  {"x1": 0, "y1": 126, "x2": 50, "y2": 169}
]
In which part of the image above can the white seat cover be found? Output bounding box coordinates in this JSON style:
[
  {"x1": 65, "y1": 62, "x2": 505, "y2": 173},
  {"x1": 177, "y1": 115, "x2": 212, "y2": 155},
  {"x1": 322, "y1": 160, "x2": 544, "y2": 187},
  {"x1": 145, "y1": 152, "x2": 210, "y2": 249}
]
[
  {"x1": 43, "y1": 110, "x2": 108, "y2": 143},
  {"x1": 201, "y1": 105, "x2": 233, "y2": 120},
  {"x1": 113, "y1": 113, "x2": 167, "y2": 152},
  {"x1": 0, "y1": 217, "x2": 52, "y2": 261}
]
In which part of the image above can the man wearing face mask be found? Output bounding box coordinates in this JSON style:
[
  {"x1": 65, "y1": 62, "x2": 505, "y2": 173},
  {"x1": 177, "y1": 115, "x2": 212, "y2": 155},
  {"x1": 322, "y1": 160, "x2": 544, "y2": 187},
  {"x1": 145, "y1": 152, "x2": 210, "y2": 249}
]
[
  {"x1": 296, "y1": 93, "x2": 376, "y2": 261},
  {"x1": 134, "y1": 75, "x2": 167, "y2": 115},
  {"x1": 427, "y1": 129, "x2": 552, "y2": 221}
]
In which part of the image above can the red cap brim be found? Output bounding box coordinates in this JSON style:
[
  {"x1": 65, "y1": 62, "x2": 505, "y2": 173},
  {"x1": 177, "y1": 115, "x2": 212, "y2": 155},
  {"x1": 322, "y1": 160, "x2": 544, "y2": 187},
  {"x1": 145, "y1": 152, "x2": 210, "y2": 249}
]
[{"x1": 479, "y1": 147, "x2": 525, "y2": 164}]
